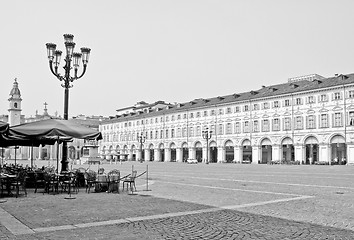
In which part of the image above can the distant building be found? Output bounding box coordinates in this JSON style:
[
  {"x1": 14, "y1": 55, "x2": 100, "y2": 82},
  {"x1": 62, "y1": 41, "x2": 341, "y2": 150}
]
[{"x1": 99, "y1": 73, "x2": 354, "y2": 165}]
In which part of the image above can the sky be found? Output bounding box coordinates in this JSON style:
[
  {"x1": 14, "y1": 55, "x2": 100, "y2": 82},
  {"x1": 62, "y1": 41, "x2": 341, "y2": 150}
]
[{"x1": 1, "y1": 0, "x2": 354, "y2": 118}]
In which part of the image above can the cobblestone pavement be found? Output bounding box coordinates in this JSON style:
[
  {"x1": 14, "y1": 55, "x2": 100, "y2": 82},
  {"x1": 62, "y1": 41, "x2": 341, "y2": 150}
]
[{"x1": 0, "y1": 162, "x2": 353, "y2": 239}]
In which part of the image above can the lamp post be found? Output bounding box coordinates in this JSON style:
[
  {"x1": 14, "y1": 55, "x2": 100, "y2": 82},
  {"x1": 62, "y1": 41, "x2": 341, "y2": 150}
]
[
  {"x1": 46, "y1": 34, "x2": 91, "y2": 172},
  {"x1": 202, "y1": 127, "x2": 212, "y2": 164},
  {"x1": 137, "y1": 132, "x2": 146, "y2": 162}
]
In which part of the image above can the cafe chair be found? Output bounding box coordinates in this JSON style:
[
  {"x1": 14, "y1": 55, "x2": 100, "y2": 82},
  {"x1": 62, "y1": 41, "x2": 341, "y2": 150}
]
[
  {"x1": 10, "y1": 170, "x2": 27, "y2": 198},
  {"x1": 122, "y1": 170, "x2": 137, "y2": 193},
  {"x1": 84, "y1": 170, "x2": 97, "y2": 193},
  {"x1": 107, "y1": 170, "x2": 120, "y2": 193}
]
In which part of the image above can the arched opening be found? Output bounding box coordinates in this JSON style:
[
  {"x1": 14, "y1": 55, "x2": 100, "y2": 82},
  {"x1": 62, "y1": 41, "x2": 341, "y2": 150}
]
[
  {"x1": 224, "y1": 140, "x2": 234, "y2": 163},
  {"x1": 305, "y1": 136, "x2": 319, "y2": 164},
  {"x1": 170, "y1": 143, "x2": 176, "y2": 162},
  {"x1": 260, "y1": 138, "x2": 272, "y2": 164},
  {"x1": 149, "y1": 144, "x2": 154, "y2": 161},
  {"x1": 195, "y1": 142, "x2": 203, "y2": 162},
  {"x1": 209, "y1": 141, "x2": 217, "y2": 163},
  {"x1": 182, "y1": 142, "x2": 188, "y2": 162},
  {"x1": 159, "y1": 143, "x2": 165, "y2": 162},
  {"x1": 281, "y1": 138, "x2": 294, "y2": 164},
  {"x1": 131, "y1": 145, "x2": 136, "y2": 161},
  {"x1": 242, "y1": 139, "x2": 252, "y2": 163},
  {"x1": 330, "y1": 135, "x2": 347, "y2": 165}
]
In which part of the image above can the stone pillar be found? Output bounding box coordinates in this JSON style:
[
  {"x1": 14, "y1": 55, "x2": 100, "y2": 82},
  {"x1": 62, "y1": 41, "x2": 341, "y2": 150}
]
[
  {"x1": 234, "y1": 146, "x2": 241, "y2": 163},
  {"x1": 154, "y1": 149, "x2": 160, "y2": 162},
  {"x1": 346, "y1": 143, "x2": 354, "y2": 165},
  {"x1": 319, "y1": 143, "x2": 329, "y2": 163},
  {"x1": 137, "y1": 149, "x2": 142, "y2": 161},
  {"x1": 144, "y1": 149, "x2": 150, "y2": 161},
  {"x1": 252, "y1": 146, "x2": 260, "y2": 164},
  {"x1": 295, "y1": 144, "x2": 304, "y2": 164},
  {"x1": 38, "y1": 145, "x2": 43, "y2": 160},
  {"x1": 217, "y1": 146, "x2": 224, "y2": 163},
  {"x1": 202, "y1": 147, "x2": 207, "y2": 163},
  {"x1": 189, "y1": 147, "x2": 195, "y2": 160},
  {"x1": 128, "y1": 150, "x2": 133, "y2": 161},
  {"x1": 165, "y1": 148, "x2": 171, "y2": 162},
  {"x1": 272, "y1": 145, "x2": 281, "y2": 162},
  {"x1": 176, "y1": 147, "x2": 182, "y2": 162}
]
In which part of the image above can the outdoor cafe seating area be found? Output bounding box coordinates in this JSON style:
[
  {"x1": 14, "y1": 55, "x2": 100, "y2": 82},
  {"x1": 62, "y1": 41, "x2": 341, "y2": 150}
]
[{"x1": 0, "y1": 163, "x2": 139, "y2": 199}]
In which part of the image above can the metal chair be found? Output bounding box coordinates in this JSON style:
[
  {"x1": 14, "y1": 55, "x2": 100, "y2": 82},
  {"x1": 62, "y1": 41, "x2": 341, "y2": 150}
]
[
  {"x1": 123, "y1": 170, "x2": 137, "y2": 193},
  {"x1": 107, "y1": 170, "x2": 120, "y2": 193}
]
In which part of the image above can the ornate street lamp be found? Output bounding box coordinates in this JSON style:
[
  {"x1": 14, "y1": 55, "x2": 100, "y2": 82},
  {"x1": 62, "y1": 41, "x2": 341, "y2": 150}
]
[
  {"x1": 202, "y1": 127, "x2": 212, "y2": 164},
  {"x1": 137, "y1": 132, "x2": 146, "y2": 162},
  {"x1": 46, "y1": 34, "x2": 91, "y2": 172}
]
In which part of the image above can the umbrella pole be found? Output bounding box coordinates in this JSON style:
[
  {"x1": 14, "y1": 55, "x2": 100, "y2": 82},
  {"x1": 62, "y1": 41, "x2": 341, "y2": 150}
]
[
  {"x1": 31, "y1": 144, "x2": 34, "y2": 169},
  {"x1": 56, "y1": 139, "x2": 59, "y2": 174},
  {"x1": 14, "y1": 146, "x2": 17, "y2": 166}
]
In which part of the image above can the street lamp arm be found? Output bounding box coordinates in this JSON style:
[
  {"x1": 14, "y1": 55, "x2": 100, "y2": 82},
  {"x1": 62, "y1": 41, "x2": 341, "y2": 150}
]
[
  {"x1": 75, "y1": 64, "x2": 87, "y2": 80},
  {"x1": 48, "y1": 61, "x2": 62, "y2": 80}
]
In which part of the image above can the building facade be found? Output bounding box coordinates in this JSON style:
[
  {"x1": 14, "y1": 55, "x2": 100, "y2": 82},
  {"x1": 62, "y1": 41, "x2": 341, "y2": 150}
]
[{"x1": 99, "y1": 73, "x2": 354, "y2": 165}]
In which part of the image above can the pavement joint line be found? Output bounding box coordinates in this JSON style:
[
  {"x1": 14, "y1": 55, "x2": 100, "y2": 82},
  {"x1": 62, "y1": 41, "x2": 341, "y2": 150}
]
[
  {"x1": 21, "y1": 194, "x2": 312, "y2": 235},
  {"x1": 156, "y1": 173, "x2": 354, "y2": 190},
  {"x1": 0, "y1": 207, "x2": 34, "y2": 235},
  {"x1": 159, "y1": 180, "x2": 307, "y2": 197}
]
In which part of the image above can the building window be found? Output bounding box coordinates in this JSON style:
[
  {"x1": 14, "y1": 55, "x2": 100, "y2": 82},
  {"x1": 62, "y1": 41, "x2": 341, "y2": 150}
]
[
  {"x1": 190, "y1": 113, "x2": 194, "y2": 118},
  {"x1": 219, "y1": 109, "x2": 224, "y2": 115},
  {"x1": 263, "y1": 102, "x2": 269, "y2": 109},
  {"x1": 333, "y1": 113, "x2": 343, "y2": 127},
  {"x1": 210, "y1": 125, "x2": 215, "y2": 135},
  {"x1": 320, "y1": 94, "x2": 328, "y2": 102},
  {"x1": 349, "y1": 91, "x2": 354, "y2": 98},
  {"x1": 253, "y1": 104, "x2": 259, "y2": 111},
  {"x1": 334, "y1": 92, "x2": 341, "y2": 100},
  {"x1": 166, "y1": 116, "x2": 169, "y2": 122},
  {"x1": 284, "y1": 99, "x2": 290, "y2": 107},
  {"x1": 150, "y1": 131, "x2": 153, "y2": 139},
  {"x1": 283, "y1": 117, "x2": 291, "y2": 131},
  {"x1": 196, "y1": 112, "x2": 200, "y2": 118},
  {"x1": 308, "y1": 96, "x2": 315, "y2": 104},
  {"x1": 307, "y1": 115, "x2": 316, "y2": 129},
  {"x1": 165, "y1": 129, "x2": 169, "y2": 138},
  {"x1": 349, "y1": 111, "x2": 354, "y2": 126},
  {"x1": 189, "y1": 127, "x2": 194, "y2": 137},
  {"x1": 183, "y1": 114, "x2": 187, "y2": 119},
  {"x1": 218, "y1": 124, "x2": 223, "y2": 135},
  {"x1": 196, "y1": 126, "x2": 201, "y2": 136},
  {"x1": 171, "y1": 116, "x2": 175, "y2": 121},
  {"x1": 211, "y1": 110, "x2": 216, "y2": 116},
  {"x1": 295, "y1": 98, "x2": 302, "y2": 105},
  {"x1": 262, "y1": 119, "x2": 270, "y2": 132},
  {"x1": 235, "y1": 122, "x2": 241, "y2": 133},
  {"x1": 226, "y1": 123, "x2": 232, "y2": 134},
  {"x1": 253, "y1": 120, "x2": 259, "y2": 132},
  {"x1": 244, "y1": 105, "x2": 249, "y2": 112},
  {"x1": 171, "y1": 129, "x2": 175, "y2": 138},
  {"x1": 155, "y1": 130, "x2": 158, "y2": 139},
  {"x1": 160, "y1": 130, "x2": 164, "y2": 139},
  {"x1": 14, "y1": 103, "x2": 17, "y2": 108},
  {"x1": 295, "y1": 116, "x2": 303, "y2": 130},
  {"x1": 203, "y1": 111, "x2": 208, "y2": 117},
  {"x1": 177, "y1": 128, "x2": 181, "y2": 138},
  {"x1": 182, "y1": 127, "x2": 187, "y2": 137},
  {"x1": 177, "y1": 115, "x2": 181, "y2": 120},
  {"x1": 272, "y1": 118, "x2": 280, "y2": 131},
  {"x1": 226, "y1": 107, "x2": 232, "y2": 114},
  {"x1": 320, "y1": 114, "x2": 328, "y2": 128},
  {"x1": 273, "y1": 101, "x2": 279, "y2": 108},
  {"x1": 235, "y1": 106, "x2": 240, "y2": 113},
  {"x1": 243, "y1": 121, "x2": 250, "y2": 133}
]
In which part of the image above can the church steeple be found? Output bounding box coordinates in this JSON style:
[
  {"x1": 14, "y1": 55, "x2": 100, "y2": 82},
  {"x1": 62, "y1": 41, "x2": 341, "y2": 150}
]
[{"x1": 8, "y1": 78, "x2": 22, "y2": 126}]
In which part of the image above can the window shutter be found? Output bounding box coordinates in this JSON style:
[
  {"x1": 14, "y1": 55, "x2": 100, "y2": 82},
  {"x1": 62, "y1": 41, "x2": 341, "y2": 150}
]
[
  {"x1": 306, "y1": 116, "x2": 309, "y2": 129},
  {"x1": 313, "y1": 115, "x2": 316, "y2": 129},
  {"x1": 332, "y1": 113, "x2": 335, "y2": 127}
]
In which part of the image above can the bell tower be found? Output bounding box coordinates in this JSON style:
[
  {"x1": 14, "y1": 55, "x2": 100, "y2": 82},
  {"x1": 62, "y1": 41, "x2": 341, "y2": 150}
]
[{"x1": 8, "y1": 78, "x2": 22, "y2": 126}]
